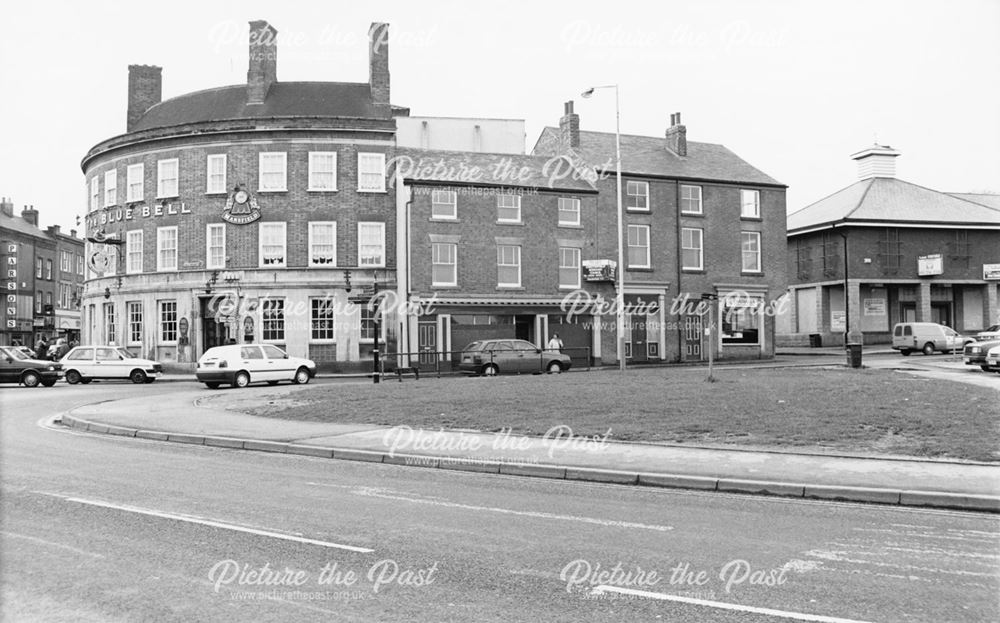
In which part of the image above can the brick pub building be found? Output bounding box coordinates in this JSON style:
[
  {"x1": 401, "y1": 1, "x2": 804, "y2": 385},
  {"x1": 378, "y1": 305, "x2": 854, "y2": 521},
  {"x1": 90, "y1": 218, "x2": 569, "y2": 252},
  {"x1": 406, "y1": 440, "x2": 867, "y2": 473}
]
[{"x1": 80, "y1": 21, "x2": 401, "y2": 369}]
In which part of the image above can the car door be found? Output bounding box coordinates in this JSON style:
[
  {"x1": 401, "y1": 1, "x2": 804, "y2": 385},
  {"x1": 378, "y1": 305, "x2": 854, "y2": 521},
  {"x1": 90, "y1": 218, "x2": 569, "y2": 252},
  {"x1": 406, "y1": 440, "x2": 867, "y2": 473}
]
[
  {"x1": 239, "y1": 345, "x2": 266, "y2": 383},
  {"x1": 509, "y1": 340, "x2": 539, "y2": 373},
  {"x1": 95, "y1": 347, "x2": 126, "y2": 379},
  {"x1": 67, "y1": 347, "x2": 97, "y2": 377},
  {"x1": 0, "y1": 347, "x2": 18, "y2": 382},
  {"x1": 261, "y1": 344, "x2": 291, "y2": 381}
]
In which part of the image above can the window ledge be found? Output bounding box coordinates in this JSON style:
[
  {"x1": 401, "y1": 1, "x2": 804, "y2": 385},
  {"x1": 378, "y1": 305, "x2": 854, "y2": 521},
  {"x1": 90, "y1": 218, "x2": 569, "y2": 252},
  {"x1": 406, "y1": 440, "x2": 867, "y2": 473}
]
[
  {"x1": 432, "y1": 284, "x2": 460, "y2": 289},
  {"x1": 740, "y1": 216, "x2": 763, "y2": 222},
  {"x1": 307, "y1": 188, "x2": 339, "y2": 193},
  {"x1": 256, "y1": 189, "x2": 288, "y2": 194},
  {"x1": 681, "y1": 268, "x2": 706, "y2": 274},
  {"x1": 496, "y1": 286, "x2": 525, "y2": 291},
  {"x1": 557, "y1": 223, "x2": 583, "y2": 229},
  {"x1": 429, "y1": 217, "x2": 460, "y2": 223},
  {"x1": 496, "y1": 221, "x2": 524, "y2": 226},
  {"x1": 357, "y1": 189, "x2": 388, "y2": 194},
  {"x1": 680, "y1": 211, "x2": 704, "y2": 217},
  {"x1": 627, "y1": 267, "x2": 654, "y2": 272}
]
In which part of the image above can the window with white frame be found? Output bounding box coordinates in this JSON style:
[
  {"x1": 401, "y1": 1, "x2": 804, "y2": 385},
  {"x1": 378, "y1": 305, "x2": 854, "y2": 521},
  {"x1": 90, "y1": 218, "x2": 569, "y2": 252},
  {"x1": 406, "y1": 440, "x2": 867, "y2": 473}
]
[
  {"x1": 259, "y1": 222, "x2": 286, "y2": 267},
  {"x1": 559, "y1": 247, "x2": 581, "y2": 289},
  {"x1": 127, "y1": 301, "x2": 143, "y2": 345},
  {"x1": 36, "y1": 258, "x2": 42, "y2": 278},
  {"x1": 310, "y1": 299, "x2": 335, "y2": 341},
  {"x1": 90, "y1": 177, "x2": 100, "y2": 211},
  {"x1": 103, "y1": 302, "x2": 117, "y2": 344},
  {"x1": 308, "y1": 222, "x2": 336, "y2": 266},
  {"x1": 61, "y1": 251, "x2": 70, "y2": 273},
  {"x1": 258, "y1": 152, "x2": 287, "y2": 192},
  {"x1": 627, "y1": 224, "x2": 650, "y2": 268},
  {"x1": 261, "y1": 298, "x2": 285, "y2": 341},
  {"x1": 126, "y1": 230, "x2": 143, "y2": 273},
  {"x1": 206, "y1": 223, "x2": 226, "y2": 269},
  {"x1": 77, "y1": 254, "x2": 84, "y2": 275},
  {"x1": 741, "y1": 231, "x2": 761, "y2": 273},
  {"x1": 358, "y1": 222, "x2": 385, "y2": 267},
  {"x1": 721, "y1": 295, "x2": 762, "y2": 346},
  {"x1": 157, "y1": 159, "x2": 179, "y2": 198},
  {"x1": 680, "y1": 184, "x2": 702, "y2": 214},
  {"x1": 360, "y1": 307, "x2": 376, "y2": 341},
  {"x1": 626, "y1": 180, "x2": 649, "y2": 211},
  {"x1": 157, "y1": 226, "x2": 178, "y2": 271},
  {"x1": 681, "y1": 227, "x2": 703, "y2": 270},
  {"x1": 431, "y1": 190, "x2": 457, "y2": 219},
  {"x1": 558, "y1": 197, "x2": 581, "y2": 226},
  {"x1": 497, "y1": 245, "x2": 521, "y2": 287},
  {"x1": 357, "y1": 153, "x2": 386, "y2": 192},
  {"x1": 206, "y1": 154, "x2": 227, "y2": 194},
  {"x1": 741, "y1": 189, "x2": 760, "y2": 219},
  {"x1": 104, "y1": 170, "x2": 117, "y2": 206},
  {"x1": 45, "y1": 259, "x2": 52, "y2": 280},
  {"x1": 432, "y1": 242, "x2": 457, "y2": 286},
  {"x1": 159, "y1": 300, "x2": 177, "y2": 342},
  {"x1": 308, "y1": 152, "x2": 338, "y2": 191},
  {"x1": 127, "y1": 163, "x2": 144, "y2": 202},
  {"x1": 35, "y1": 291, "x2": 42, "y2": 313},
  {"x1": 497, "y1": 194, "x2": 521, "y2": 223}
]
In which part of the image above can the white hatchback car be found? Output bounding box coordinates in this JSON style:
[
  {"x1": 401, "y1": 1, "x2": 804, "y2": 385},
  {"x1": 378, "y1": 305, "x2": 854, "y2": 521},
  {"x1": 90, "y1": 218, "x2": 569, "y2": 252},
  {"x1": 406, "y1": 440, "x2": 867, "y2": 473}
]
[
  {"x1": 61, "y1": 346, "x2": 163, "y2": 384},
  {"x1": 196, "y1": 344, "x2": 317, "y2": 389}
]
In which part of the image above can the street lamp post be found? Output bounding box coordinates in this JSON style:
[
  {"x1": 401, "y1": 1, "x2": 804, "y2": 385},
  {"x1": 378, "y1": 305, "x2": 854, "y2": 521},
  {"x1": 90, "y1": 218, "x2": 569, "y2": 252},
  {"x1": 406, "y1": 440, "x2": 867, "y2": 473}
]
[{"x1": 581, "y1": 84, "x2": 626, "y2": 372}]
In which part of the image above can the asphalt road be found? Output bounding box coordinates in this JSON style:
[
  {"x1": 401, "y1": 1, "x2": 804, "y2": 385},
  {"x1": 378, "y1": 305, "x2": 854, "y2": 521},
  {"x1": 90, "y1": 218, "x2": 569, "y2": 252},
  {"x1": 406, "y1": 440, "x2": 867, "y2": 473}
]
[{"x1": 2, "y1": 380, "x2": 998, "y2": 622}]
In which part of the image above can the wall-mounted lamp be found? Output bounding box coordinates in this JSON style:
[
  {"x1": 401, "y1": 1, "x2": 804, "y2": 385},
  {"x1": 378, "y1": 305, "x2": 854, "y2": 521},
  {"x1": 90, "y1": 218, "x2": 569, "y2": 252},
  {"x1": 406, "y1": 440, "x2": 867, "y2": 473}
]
[
  {"x1": 343, "y1": 269, "x2": 352, "y2": 293},
  {"x1": 205, "y1": 270, "x2": 220, "y2": 294},
  {"x1": 104, "y1": 287, "x2": 111, "y2": 300}
]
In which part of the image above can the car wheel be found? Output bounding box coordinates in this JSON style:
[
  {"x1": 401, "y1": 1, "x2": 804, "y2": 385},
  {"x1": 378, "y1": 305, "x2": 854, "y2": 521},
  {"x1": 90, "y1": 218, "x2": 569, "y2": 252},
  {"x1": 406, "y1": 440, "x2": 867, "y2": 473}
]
[
  {"x1": 41, "y1": 378, "x2": 57, "y2": 387},
  {"x1": 547, "y1": 361, "x2": 562, "y2": 373},
  {"x1": 900, "y1": 349, "x2": 911, "y2": 356},
  {"x1": 65, "y1": 370, "x2": 82, "y2": 384},
  {"x1": 482, "y1": 363, "x2": 499, "y2": 376},
  {"x1": 293, "y1": 367, "x2": 310, "y2": 385},
  {"x1": 234, "y1": 371, "x2": 250, "y2": 388},
  {"x1": 21, "y1": 370, "x2": 41, "y2": 387},
  {"x1": 204, "y1": 382, "x2": 221, "y2": 389},
  {"x1": 130, "y1": 369, "x2": 147, "y2": 384},
  {"x1": 80, "y1": 378, "x2": 92, "y2": 384},
  {"x1": 922, "y1": 342, "x2": 935, "y2": 356}
]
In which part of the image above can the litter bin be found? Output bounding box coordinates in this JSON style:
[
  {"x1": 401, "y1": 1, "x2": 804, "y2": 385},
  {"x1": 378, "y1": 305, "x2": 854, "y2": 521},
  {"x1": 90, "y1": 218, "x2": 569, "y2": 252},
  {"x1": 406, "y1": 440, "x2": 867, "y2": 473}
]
[
  {"x1": 809, "y1": 334, "x2": 822, "y2": 348},
  {"x1": 846, "y1": 343, "x2": 863, "y2": 368}
]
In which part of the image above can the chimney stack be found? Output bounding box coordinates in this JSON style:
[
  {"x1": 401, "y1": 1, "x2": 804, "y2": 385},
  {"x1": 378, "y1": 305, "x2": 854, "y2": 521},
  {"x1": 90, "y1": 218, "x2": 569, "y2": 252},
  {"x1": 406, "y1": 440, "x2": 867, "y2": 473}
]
[
  {"x1": 21, "y1": 205, "x2": 38, "y2": 227},
  {"x1": 368, "y1": 23, "x2": 391, "y2": 117},
  {"x1": 665, "y1": 112, "x2": 687, "y2": 156},
  {"x1": 127, "y1": 65, "x2": 163, "y2": 132},
  {"x1": 47, "y1": 225, "x2": 61, "y2": 236},
  {"x1": 559, "y1": 101, "x2": 580, "y2": 149},
  {"x1": 0, "y1": 197, "x2": 13, "y2": 218},
  {"x1": 851, "y1": 144, "x2": 900, "y2": 180},
  {"x1": 247, "y1": 20, "x2": 278, "y2": 105}
]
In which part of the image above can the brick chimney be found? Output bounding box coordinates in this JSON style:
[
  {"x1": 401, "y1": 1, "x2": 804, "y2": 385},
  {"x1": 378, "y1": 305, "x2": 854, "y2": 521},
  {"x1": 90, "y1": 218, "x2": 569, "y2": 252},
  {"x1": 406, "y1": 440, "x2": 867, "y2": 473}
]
[
  {"x1": 247, "y1": 20, "x2": 278, "y2": 105},
  {"x1": 47, "y1": 225, "x2": 61, "y2": 236},
  {"x1": 127, "y1": 65, "x2": 163, "y2": 132},
  {"x1": 559, "y1": 101, "x2": 580, "y2": 149},
  {"x1": 21, "y1": 205, "x2": 38, "y2": 226},
  {"x1": 369, "y1": 23, "x2": 390, "y2": 117},
  {"x1": 665, "y1": 112, "x2": 686, "y2": 156},
  {"x1": 0, "y1": 197, "x2": 13, "y2": 218},
  {"x1": 851, "y1": 144, "x2": 900, "y2": 179}
]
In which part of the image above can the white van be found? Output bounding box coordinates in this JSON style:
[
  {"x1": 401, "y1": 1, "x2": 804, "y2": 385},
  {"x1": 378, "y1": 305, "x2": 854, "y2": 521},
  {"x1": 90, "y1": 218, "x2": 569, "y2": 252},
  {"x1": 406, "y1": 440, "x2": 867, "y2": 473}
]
[{"x1": 891, "y1": 322, "x2": 973, "y2": 356}]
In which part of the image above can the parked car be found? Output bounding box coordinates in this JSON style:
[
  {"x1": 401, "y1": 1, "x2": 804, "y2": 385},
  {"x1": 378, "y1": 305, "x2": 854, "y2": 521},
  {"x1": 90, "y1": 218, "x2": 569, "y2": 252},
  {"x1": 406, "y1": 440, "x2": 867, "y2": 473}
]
[
  {"x1": 984, "y1": 344, "x2": 1000, "y2": 373},
  {"x1": 0, "y1": 345, "x2": 62, "y2": 387},
  {"x1": 963, "y1": 339, "x2": 1000, "y2": 371},
  {"x1": 61, "y1": 346, "x2": 163, "y2": 384},
  {"x1": 196, "y1": 344, "x2": 316, "y2": 389},
  {"x1": 458, "y1": 339, "x2": 572, "y2": 375},
  {"x1": 976, "y1": 324, "x2": 1000, "y2": 340},
  {"x1": 891, "y1": 322, "x2": 974, "y2": 356}
]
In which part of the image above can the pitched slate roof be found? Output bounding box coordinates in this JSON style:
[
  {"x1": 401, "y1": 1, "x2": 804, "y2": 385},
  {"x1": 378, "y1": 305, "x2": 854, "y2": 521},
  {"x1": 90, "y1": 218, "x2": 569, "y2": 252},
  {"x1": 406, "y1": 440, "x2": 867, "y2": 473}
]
[
  {"x1": 948, "y1": 192, "x2": 1000, "y2": 211},
  {"x1": 131, "y1": 82, "x2": 383, "y2": 131},
  {"x1": 787, "y1": 178, "x2": 1000, "y2": 233},
  {"x1": 532, "y1": 127, "x2": 783, "y2": 187},
  {"x1": 0, "y1": 213, "x2": 53, "y2": 241},
  {"x1": 394, "y1": 148, "x2": 598, "y2": 192}
]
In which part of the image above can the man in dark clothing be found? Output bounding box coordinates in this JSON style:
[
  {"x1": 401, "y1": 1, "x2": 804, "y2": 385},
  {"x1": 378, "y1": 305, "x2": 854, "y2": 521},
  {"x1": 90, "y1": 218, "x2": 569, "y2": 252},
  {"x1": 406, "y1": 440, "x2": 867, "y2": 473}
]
[{"x1": 34, "y1": 336, "x2": 49, "y2": 360}]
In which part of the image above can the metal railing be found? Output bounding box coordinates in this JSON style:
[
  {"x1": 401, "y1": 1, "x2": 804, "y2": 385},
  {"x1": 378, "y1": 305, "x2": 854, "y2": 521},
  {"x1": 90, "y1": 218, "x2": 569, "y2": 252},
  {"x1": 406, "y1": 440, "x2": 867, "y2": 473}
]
[{"x1": 376, "y1": 347, "x2": 593, "y2": 379}]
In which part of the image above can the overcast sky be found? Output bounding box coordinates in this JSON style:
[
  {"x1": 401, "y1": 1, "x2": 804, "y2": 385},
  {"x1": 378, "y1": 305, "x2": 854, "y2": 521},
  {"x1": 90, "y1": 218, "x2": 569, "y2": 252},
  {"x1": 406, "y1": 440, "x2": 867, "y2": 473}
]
[{"x1": 3, "y1": 0, "x2": 998, "y2": 231}]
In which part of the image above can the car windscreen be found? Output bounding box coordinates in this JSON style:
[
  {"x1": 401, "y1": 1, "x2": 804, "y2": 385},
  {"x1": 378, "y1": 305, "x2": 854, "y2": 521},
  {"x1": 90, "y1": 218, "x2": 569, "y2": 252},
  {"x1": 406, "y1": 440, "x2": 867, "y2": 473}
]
[
  {"x1": 462, "y1": 341, "x2": 485, "y2": 352},
  {"x1": 116, "y1": 348, "x2": 136, "y2": 358},
  {"x1": 2, "y1": 347, "x2": 27, "y2": 360}
]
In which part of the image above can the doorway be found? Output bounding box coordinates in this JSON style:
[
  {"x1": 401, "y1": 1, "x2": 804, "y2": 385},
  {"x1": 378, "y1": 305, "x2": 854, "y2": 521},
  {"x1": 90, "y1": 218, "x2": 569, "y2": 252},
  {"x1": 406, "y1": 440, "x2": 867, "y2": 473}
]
[
  {"x1": 684, "y1": 314, "x2": 703, "y2": 361},
  {"x1": 417, "y1": 321, "x2": 437, "y2": 366},
  {"x1": 200, "y1": 296, "x2": 232, "y2": 354}
]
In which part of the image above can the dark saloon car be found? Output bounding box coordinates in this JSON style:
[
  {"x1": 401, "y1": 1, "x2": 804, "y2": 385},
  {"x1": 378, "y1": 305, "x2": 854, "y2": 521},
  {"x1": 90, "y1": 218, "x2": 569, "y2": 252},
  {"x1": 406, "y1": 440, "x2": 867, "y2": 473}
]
[
  {"x1": 0, "y1": 345, "x2": 62, "y2": 387},
  {"x1": 965, "y1": 339, "x2": 1000, "y2": 371},
  {"x1": 458, "y1": 339, "x2": 572, "y2": 376}
]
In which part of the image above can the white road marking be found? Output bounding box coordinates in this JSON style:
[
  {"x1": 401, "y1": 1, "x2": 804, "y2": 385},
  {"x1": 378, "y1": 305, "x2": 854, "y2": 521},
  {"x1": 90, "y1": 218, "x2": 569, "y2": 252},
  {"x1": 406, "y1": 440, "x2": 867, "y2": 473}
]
[
  {"x1": 590, "y1": 585, "x2": 875, "y2": 623},
  {"x1": 36, "y1": 492, "x2": 374, "y2": 553},
  {"x1": 307, "y1": 482, "x2": 673, "y2": 532},
  {"x1": 1, "y1": 530, "x2": 106, "y2": 559}
]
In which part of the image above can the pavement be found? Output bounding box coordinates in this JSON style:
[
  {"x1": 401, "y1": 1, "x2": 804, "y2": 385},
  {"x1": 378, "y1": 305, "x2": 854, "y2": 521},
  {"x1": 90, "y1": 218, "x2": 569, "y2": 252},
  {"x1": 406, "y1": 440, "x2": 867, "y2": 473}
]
[{"x1": 57, "y1": 350, "x2": 1000, "y2": 513}]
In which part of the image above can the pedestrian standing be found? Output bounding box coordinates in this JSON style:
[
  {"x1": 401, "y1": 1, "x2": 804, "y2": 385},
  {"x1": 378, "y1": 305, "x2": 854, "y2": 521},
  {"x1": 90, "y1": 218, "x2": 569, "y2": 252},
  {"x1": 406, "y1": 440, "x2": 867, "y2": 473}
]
[
  {"x1": 34, "y1": 335, "x2": 49, "y2": 360},
  {"x1": 547, "y1": 333, "x2": 563, "y2": 352}
]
